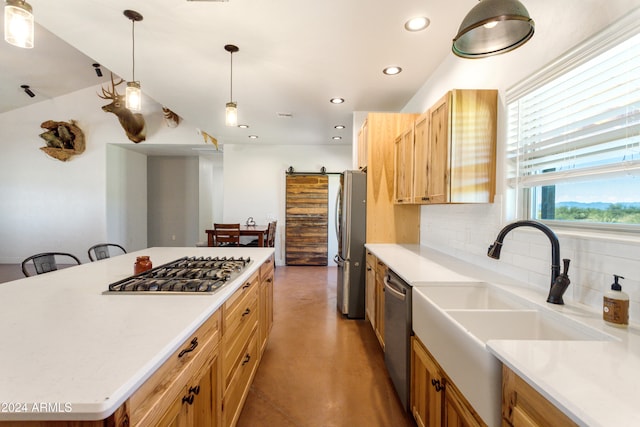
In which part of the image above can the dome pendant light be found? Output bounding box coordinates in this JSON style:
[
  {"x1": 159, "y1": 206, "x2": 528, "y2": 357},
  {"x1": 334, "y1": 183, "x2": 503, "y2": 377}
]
[
  {"x1": 4, "y1": 0, "x2": 34, "y2": 48},
  {"x1": 452, "y1": 0, "x2": 534, "y2": 59},
  {"x1": 124, "y1": 10, "x2": 143, "y2": 111},
  {"x1": 225, "y1": 44, "x2": 239, "y2": 127}
]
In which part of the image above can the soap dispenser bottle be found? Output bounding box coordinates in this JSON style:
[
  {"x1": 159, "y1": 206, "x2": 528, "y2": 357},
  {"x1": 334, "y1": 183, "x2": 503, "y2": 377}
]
[{"x1": 603, "y1": 275, "x2": 629, "y2": 327}]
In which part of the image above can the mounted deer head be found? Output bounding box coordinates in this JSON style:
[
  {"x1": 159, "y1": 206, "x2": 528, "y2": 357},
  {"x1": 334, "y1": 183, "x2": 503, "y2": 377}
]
[{"x1": 98, "y1": 73, "x2": 146, "y2": 143}]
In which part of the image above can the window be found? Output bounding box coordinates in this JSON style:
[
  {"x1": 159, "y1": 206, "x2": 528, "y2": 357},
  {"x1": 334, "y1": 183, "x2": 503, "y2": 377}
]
[{"x1": 506, "y1": 12, "x2": 640, "y2": 229}]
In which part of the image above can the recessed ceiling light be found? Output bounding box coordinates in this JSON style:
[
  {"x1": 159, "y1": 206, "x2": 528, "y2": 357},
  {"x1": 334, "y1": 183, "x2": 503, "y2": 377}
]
[
  {"x1": 238, "y1": 124, "x2": 249, "y2": 129},
  {"x1": 332, "y1": 136, "x2": 342, "y2": 140},
  {"x1": 404, "y1": 16, "x2": 430, "y2": 32},
  {"x1": 383, "y1": 66, "x2": 403, "y2": 75},
  {"x1": 248, "y1": 135, "x2": 258, "y2": 139},
  {"x1": 330, "y1": 97, "x2": 345, "y2": 104},
  {"x1": 334, "y1": 125, "x2": 345, "y2": 129}
]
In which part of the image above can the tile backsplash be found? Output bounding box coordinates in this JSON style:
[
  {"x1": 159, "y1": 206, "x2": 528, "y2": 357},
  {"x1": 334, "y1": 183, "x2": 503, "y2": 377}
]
[{"x1": 420, "y1": 202, "x2": 640, "y2": 325}]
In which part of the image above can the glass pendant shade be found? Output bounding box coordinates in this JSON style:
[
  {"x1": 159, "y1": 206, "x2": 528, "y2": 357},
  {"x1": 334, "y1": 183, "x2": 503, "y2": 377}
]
[
  {"x1": 126, "y1": 81, "x2": 141, "y2": 112},
  {"x1": 4, "y1": 0, "x2": 34, "y2": 48},
  {"x1": 452, "y1": 0, "x2": 534, "y2": 58},
  {"x1": 225, "y1": 102, "x2": 238, "y2": 127}
]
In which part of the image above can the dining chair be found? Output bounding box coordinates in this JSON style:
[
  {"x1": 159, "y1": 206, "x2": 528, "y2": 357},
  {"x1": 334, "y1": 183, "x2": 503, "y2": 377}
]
[
  {"x1": 21, "y1": 252, "x2": 82, "y2": 277},
  {"x1": 88, "y1": 243, "x2": 127, "y2": 261},
  {"x1": 266, "y1": 221, "x2": 277, "y2": 247},
  {"x1": 213, "y1": 223, "x2": 241, "y2": 246}
]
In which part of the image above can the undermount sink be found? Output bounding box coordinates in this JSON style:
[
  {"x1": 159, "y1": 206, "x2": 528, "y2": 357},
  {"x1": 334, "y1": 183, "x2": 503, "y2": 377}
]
[{"x1": 412, "y1": 282, "x2": 614, "y2": 426}]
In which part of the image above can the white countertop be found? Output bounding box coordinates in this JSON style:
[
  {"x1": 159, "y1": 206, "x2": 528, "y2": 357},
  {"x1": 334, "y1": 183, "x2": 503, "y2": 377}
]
[
  {"x1": 0, "y1": 247, "x2": 273, "y2": 421},
  {"x1": 366, "y1": 243, "x2": 640, "y2": 427}
]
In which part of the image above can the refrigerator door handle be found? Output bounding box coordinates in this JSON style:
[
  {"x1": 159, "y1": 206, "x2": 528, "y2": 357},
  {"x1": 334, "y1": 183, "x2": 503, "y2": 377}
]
[
  {"x1": 334, "y1": 185, "x2": 341, "y2": 242},
  {"x1": 334, "y1": 254, "x2": 344, "y2": 266}
]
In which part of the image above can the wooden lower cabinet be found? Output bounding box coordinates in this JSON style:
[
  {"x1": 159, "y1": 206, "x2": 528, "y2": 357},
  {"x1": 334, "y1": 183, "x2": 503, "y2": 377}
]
[
  {"x1": 159, "y1": 350, "x2": 220, "y2": 427},
  {"x1": 411, "y1": 336, "x2": 486, "y2": 427},
  {"x1": 365, "y1": 250, "x2": 376, "y2": 328},
  {"x1": 374, "y1": 259, "x2": 387, "y2": 349},
  {"x1": 259, "y1": 254, "x2": 275, "y2": 355},
  {"x1": 502, "y1": 366, "x2": 577, "y2": 427}
]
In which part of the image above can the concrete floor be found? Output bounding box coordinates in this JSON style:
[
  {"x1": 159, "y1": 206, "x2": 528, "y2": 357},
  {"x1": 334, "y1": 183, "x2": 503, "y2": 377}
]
[{"x1": 237, "y1": 266, "x2": 415, "y2": 427}]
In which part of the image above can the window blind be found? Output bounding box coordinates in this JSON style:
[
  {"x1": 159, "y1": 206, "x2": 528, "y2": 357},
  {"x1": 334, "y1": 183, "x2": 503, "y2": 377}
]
[{"x1": 507, "y1": 18, "x2": 640, "y2": 189}]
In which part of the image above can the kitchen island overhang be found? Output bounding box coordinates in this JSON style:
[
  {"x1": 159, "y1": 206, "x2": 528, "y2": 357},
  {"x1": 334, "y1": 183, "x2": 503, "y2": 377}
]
[{"x1": 0, "y1": 246, "x2": 274, "y2": 422}]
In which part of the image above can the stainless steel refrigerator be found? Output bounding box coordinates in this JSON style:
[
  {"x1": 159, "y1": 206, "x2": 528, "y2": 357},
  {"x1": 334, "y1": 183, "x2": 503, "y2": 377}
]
[{"x1": 334, "y1": 170, "x2": 367, "y2": 318}]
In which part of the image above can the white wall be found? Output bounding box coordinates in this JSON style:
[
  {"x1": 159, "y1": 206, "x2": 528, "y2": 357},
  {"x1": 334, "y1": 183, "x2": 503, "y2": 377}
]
[
  {"x1": 106, "y1": 145, "x2": 148, "y2": 252},
  {"x1": 147, "y1": 157, "x2": 200, "y2": 247},
  {"x1": 0, "y1": 84, "x2": 215, "y2": 263},
  {"x1": 406, "y1": 1, "x2": 640, "y2": 319},
  {"x1": 222, "y1": 144, "x2": 352, "y2": 265},
  {"x1": 198, "y1": 155, "x2": 224, "y2": 245}
]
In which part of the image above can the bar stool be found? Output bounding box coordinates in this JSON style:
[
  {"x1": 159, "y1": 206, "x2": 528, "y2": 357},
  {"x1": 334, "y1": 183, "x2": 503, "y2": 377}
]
[{"x1": 21, "y1": 252, "x2": 81, "y2": 277}]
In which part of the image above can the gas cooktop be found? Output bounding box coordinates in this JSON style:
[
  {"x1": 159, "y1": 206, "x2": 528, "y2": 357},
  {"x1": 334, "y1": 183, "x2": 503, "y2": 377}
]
[{"x1": 104, "y1": 256, "x2": 252, "y2": 294}]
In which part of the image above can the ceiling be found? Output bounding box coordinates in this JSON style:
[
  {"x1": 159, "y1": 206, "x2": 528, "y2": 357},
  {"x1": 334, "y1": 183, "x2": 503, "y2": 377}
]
[{"x1": 1, "y1": 0, "x2": 472, "y2": 150}]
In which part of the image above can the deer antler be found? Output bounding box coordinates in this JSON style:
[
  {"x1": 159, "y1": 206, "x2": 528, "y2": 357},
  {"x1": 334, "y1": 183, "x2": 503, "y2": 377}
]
[{"x1": 97, "y1": 73, "x2": 125, "y2": 100}]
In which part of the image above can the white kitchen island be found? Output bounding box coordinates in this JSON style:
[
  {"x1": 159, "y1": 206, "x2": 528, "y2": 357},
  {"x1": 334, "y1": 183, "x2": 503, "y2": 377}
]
[{"x1": 0, "y1": 246, "x2": 274, "y2": 423}]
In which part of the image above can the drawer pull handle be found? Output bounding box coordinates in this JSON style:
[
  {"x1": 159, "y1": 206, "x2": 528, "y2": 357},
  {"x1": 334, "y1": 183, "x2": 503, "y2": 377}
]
[
  {"x1": 182, "y1": 394, "x2": 194, "y2": 405},
  {"x1": 431, "y1": 379, "x2": 444, "y2": 392},
  {"x1": 242, "y1": 282, "x2": 251, "y2": 289},
  {"x1": 242, "y1": 354, "x2": 251, "y2": 366},
  {"x1": 189, "y1": 385, "x2": 200, "y2": 395},
  {"x1": 242, "y1": 308, "x2": 251, "y2": 317},
  {"x1": 178, "y1": 337, "x2": 198, "y2": 358}
]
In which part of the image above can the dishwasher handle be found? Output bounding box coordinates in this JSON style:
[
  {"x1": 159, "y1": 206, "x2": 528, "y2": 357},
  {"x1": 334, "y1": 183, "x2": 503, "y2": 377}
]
[{"x1": 384, "y1": 274, "x2": 407, "y2": 301}]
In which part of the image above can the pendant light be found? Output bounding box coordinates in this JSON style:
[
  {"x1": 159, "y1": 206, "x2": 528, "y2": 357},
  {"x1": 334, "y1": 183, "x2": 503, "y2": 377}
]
[
  {"x1": 452, "y1": 0, "x2": 534, "y2": 59},
  {"x1": 225, "y1": 44, "x2": 239, "y2": 127},
  {"x1": 124, "y1": 10, "x2": 143, "y2": 111},
  {"x1": 4, "y1": 0, "x2": 33, "y2": 48}
]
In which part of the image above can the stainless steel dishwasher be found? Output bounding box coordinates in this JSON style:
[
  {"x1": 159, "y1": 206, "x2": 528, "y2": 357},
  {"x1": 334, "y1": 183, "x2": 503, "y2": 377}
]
[{"x1": 383, "y1": 268, "x2": 412, "y2": 412}]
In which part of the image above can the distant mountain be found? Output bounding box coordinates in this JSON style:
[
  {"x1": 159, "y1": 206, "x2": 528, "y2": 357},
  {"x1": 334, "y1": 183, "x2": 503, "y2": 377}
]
[{"x1": 557, "y1": 201, "x2": 640, "y2": 210}]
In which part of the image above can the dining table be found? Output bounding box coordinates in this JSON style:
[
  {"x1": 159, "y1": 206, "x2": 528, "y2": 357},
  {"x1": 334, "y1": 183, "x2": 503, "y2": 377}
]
[{"x1": 205, "y1": 224, "x2": 269, "y2": 247}]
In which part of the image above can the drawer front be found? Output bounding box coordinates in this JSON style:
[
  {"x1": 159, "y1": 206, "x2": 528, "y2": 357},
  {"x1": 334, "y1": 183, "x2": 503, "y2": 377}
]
[
  {"x1": 223, "y1": 327, "x2": 259, "y2": 427},
  {"x1": 131, "y1": 309, "x2": 221, "y2": 427},
  {"x1": 223, "y1": 271, "x2": 259, "y2": 334},
  {"x1": 224, "y1": 278, "x2": 259, "y2": 339},
  {"x1": 259, "y1": 254, "x2": 274, "y2": 281},
  {"x1": 366, "y1": 250, "x2": 376, "y2": 269},
  {"x1": 223, "y1": 290, "x2": 258, "y2": 389},
  {"x1": 375, "y1": 259, "x2": 387, "y2": 278}
]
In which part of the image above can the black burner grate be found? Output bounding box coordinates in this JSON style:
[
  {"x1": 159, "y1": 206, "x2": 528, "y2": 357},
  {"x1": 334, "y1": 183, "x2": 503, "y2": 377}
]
[{"x1": 106, "y1": 256, "x2": 252, "y2": 293}]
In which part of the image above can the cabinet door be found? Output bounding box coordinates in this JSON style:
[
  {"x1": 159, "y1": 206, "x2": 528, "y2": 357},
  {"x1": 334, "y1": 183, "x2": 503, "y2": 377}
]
[
  {"x1": 358, "y1": 119, "x2": 368, "y2": 170},
  {"x1": 502, "y1": 366, "x2": 577, "y2": 427},
  {"x1": 394, "y1": 127, "x2": 414, "y2": 203},
  {"x1": 428, "y1": 93, "x2": 451, "y2": 204},
  {"x1": 365, "y1": 252, "x2": 376, "y2": 329},
  {"x1": 411, "y1": 336, "x2": 443, "y2": 427},
  {"x1": 375, "y1": 273, "x2": 385, "y2": 348},
  {"x1": 449, "y1": 90, "x2": 497, "y2": 203},
  {"x1": 412, "y1": 113, "x2": 430, "y2": 203},
  {"x1": 444, "y1": 381, "x2": 484, "y2": 427},
  {"x1": 158, "y1": 350, "x2": 220, "y2": 427}
]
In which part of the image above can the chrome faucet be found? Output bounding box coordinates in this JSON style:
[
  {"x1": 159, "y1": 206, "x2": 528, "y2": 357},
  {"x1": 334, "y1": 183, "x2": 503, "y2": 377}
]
[{"x1": 487, "y1": 220, "x2": 570, "y2": 305}]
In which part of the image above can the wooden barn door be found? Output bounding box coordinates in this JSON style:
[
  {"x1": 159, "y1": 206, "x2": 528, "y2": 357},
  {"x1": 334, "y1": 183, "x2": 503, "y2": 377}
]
[{"x1": 285, "y1": 174, "x2": 329, "y2": 265}]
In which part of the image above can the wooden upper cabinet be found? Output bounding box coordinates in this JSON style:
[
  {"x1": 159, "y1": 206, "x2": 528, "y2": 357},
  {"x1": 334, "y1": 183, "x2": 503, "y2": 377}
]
[
  {"x1": 407, "y1": 89, "x2": 497, "y2": 205},
  {"x1": 365, "y1": 112, "x2": 420, "y2": 244},
  {"x1": 449, "y1": 89, "x2": 497, "y2": 203},
  {"x1": 412, "y1": 112, "x2": 430, "y2": 203},
  {"x1": 357, "y1": 119, "x2": 369, "y2": 170},
  {"x1": 394, "y1": 126, "x2": 415, "y2": 203}
]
